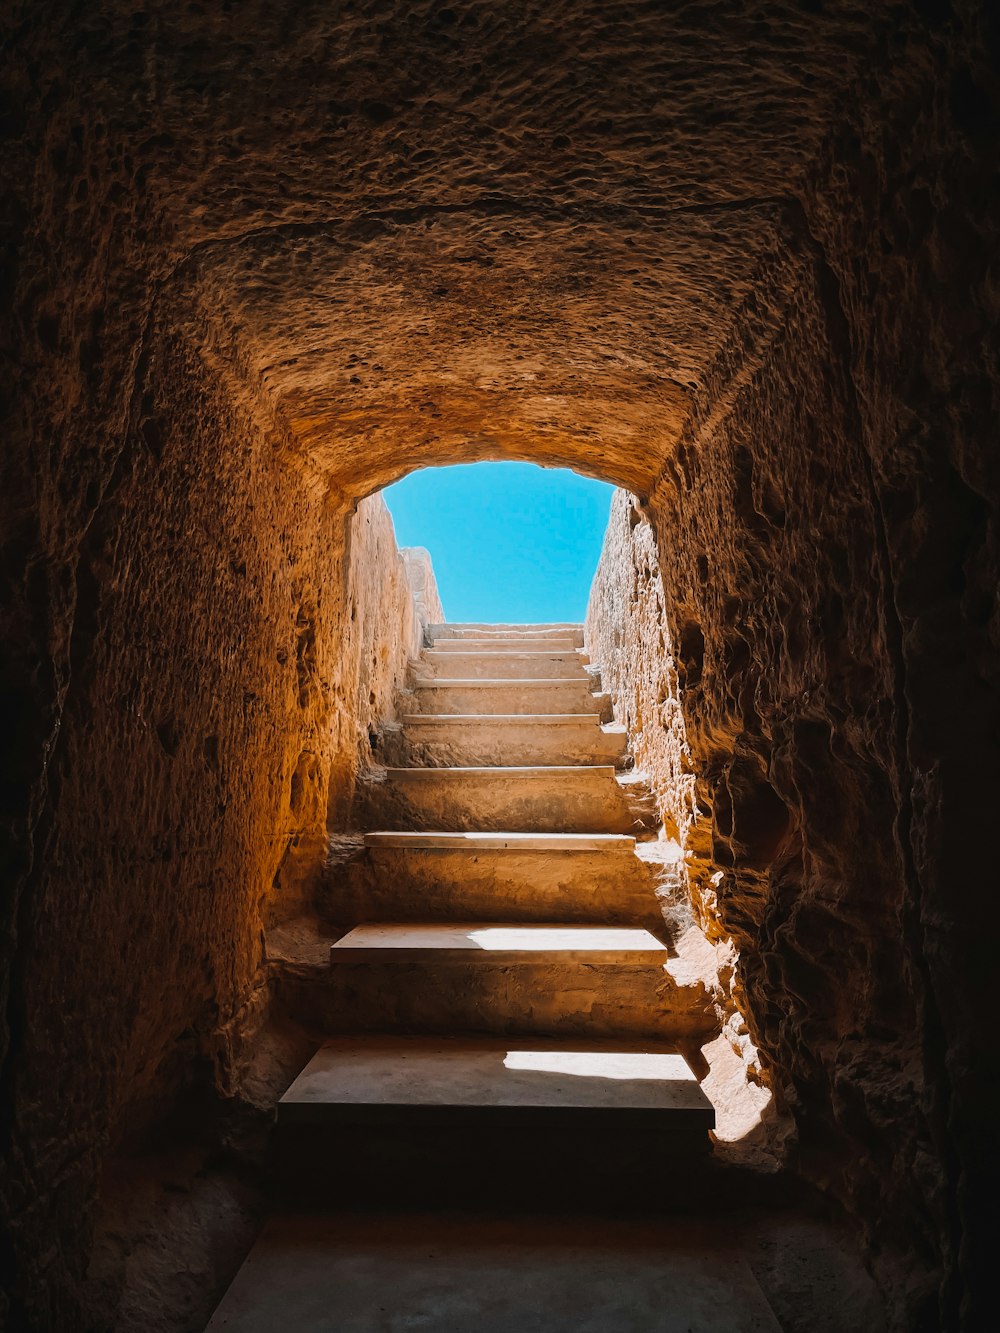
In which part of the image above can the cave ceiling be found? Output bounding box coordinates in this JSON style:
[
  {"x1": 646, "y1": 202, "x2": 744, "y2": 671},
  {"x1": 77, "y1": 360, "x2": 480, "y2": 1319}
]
[{"x1": 81, "y1": 0, "x2": 891, "y2": 492}]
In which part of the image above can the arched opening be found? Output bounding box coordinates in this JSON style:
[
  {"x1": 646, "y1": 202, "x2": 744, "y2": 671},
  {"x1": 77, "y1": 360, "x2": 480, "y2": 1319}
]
[{"x1": 383, "y1": 461, "x2": 615, "y2": 621}]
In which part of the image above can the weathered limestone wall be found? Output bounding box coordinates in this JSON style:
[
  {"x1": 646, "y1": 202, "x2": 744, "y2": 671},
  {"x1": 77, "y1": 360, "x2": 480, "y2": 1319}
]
[
  {"x1": 588, "y1": 118, "x2": 998, "y2": 1320},
  {"x1": 1, "y1": 322, "x2": 342, "y2": 1329},
  {"x1": 677, "y1": 70, "x2": 999, "y2": 1322},
  {"x1": 329, "y1": 507, "x2": 444, "y2": 832},
  {"x1": 586, "y1": 493, "x2": 694, "y2": 852},
  {"x1": 401, "y1": 548, "x2": 445, "y2": 635},
  {"x1": 0, "y1": 295, "x2": 438, "y2": 1326},
  {"x1": 585, "y1": 492, "x2": 777, "y2": 1163}
]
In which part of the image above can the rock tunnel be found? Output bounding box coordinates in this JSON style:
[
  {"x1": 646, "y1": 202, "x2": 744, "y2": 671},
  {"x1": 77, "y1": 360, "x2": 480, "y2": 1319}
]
[{"x1": 1, "y1": 2, "x2": 997, "y2": 1330}]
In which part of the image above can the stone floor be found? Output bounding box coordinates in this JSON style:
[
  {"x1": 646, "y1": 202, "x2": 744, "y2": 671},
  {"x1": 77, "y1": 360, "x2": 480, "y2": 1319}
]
[{"x1": 206, "y1": 1212, "x2": 782, "y2": 1332}]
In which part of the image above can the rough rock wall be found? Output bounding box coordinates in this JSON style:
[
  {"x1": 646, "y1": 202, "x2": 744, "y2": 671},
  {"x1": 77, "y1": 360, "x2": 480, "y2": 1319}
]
[
  {"x1": 401, "y1": 548, "x2": 446, "y2": 634},
  {"x1": 586, "y1": 493, "x2": 695, "y2": 852},
  {"x1": 0, "y1": 321, "x2": 342, "y2": 1328},
  {"x1": 0, "y1": 291, "x2": 436, "y2": 1327},
  {"x1": 587, "y1": 99, "x2": 999, "y2": 1324},
  {"x1": 804, "y1": 42, "x2": 999, "y2": 1332},
  {"x1": 586, "y1": 258, "x2": 936, "y2": 1319},
  {"x1": 329, "y1": 507, "x2": 443, "y2": 831},
  {"x1": 585, "y1": 491, "x2": 778, "y2": 1157}
]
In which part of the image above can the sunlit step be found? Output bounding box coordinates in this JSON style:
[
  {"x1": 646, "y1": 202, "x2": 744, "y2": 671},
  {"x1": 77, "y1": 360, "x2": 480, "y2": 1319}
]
[
  {"x1": 431, "y1": 621, "x2": 583, "y2": 627},
  {"x1": 301, "y1": 921, "x2": 714, "y2": 1040},
  {"x1": 321, "y1": 830, "x2": 657, "y2": 927},
  {"x1": 428, "y1": 622, "x2": 583, "y2": 643},
  {"x1": 397, "y1": 713, "x2": 627, "y2": 767},
  {"x1": 411, "y1": 678, "x2": 611, "y2": 717},
  {"x1": 358, "y1": 765, "x2": 652, "y2": 834},
  {"x1": 429, "y1": 636, "x2": 584, "y2": 653},
  {"x1": 414, "y1": 650, "x2": 591, "y2": 680},
  {"x1": 330, "y1": 921, "x2": 668, "y2": 965},
  {"x1": 273, "y1": 1035, "x2": 714, "y2": 1208},
  {"x1": 281, "y1": 1034, "x2": 708, "y2": 1118},
  {"x1": 363, "y1": 831, "x2": 635, "y2": 850}
]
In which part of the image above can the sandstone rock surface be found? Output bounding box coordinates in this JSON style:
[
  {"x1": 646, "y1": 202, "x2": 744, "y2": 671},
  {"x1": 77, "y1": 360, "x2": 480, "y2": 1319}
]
[{"x1": 1, "y1": 2, "x2": 996, "y2": 1329}]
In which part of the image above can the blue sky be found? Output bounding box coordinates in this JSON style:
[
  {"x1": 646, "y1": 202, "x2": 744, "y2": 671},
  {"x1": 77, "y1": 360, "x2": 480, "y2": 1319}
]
[{"x1": 382, "y1": 462, "x2": 615, "y2": 623}]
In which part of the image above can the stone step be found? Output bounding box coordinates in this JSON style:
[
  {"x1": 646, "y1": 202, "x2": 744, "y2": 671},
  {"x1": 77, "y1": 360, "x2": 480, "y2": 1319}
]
[
  {"x1": 324, "y1": 831, "x2": 659, "y2": 926},
  {"x1": 429, "y1": 623, "x2": 586, "y2": 645},
  {"x1": 330, "y1": 922, "x2": 668, "y2": 964},
  {"x1": 277, "y1": 921, "x2": 714, "y2": 1039},
  {"x1": 396, "y1": 714, "x2": 627, "y2": 767},
  {"x1": 410, "y1": 678, "x2": 612, "y2": 718},
  {"x1": 363, "y1": 831, "x2": 635, "y2": 849},
  {"x1": 272, "y1": 1035, "x2": 713, "y2": 1208},
  {"x1": 356, "y1": 765, "x2": 655, "y2": 835},
  {"x1": 281, "y1": 1037, "x2": 708, "y2": 1119},
  {"x1": 428, "y1": 623, "x2": 583, "y2": 644},
  {"x1": 429, "y1": 636, "x2": 584, "y2": 653},
  {"x1": 415, "y1": 650, "x2": 591, "y2": 680}
]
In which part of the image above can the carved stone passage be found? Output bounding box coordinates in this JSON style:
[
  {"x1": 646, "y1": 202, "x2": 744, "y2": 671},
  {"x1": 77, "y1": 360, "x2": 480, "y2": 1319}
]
[
  {"x1": 2, "y1": 3, "x2": 996, "y2": 1330},
  {"x1": 210, "y1": 622, "x2": 721, "y2": 1324}
]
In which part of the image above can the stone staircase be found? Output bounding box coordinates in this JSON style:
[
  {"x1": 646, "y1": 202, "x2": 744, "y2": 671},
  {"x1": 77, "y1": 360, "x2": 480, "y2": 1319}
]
[
  {"x1": 205, "y1": 625, "x2": 790, "y2": 1332},
  {"x1": 274, "y1": 622, "x2": 717, "y2": 1208}
]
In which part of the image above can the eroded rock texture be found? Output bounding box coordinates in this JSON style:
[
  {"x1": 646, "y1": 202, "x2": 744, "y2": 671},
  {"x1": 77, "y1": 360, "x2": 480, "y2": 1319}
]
[
  {"x1": 1, "y1": 2, "x2": 997, "y2": 1329},
  {"x1": 586, "y1": 493, "x2": 781, "y2": 1151}
]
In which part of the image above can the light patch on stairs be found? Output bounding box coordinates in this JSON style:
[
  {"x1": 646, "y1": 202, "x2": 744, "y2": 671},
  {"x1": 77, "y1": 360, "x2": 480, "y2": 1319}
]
[
  {"x1": 502, "y1": 1048, "x2": 695, "y2": 1083},
  {"x1": 329, "y1": 921, "x2": 668, "y2": 962},
  {"x1": 280, "y1": 1036, "x2": 710, "y2": 1116}
]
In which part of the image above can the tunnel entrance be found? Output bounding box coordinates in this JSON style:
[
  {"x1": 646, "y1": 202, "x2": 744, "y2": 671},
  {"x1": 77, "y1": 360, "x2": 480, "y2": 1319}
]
[{"x1": 382, "y1": 461, "x2": 615, "y2": 623}]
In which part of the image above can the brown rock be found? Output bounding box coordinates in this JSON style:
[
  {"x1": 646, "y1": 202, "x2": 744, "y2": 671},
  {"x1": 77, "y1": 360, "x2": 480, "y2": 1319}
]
[{"x1": 1, "y1": 3, "x2": 996, "y2": 1329}]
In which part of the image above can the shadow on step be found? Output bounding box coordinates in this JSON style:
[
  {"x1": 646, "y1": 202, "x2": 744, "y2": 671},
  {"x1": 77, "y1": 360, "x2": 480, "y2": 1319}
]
[{"x1": 274, "y1": 1119, "x2": 719, "y2": 1213}]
